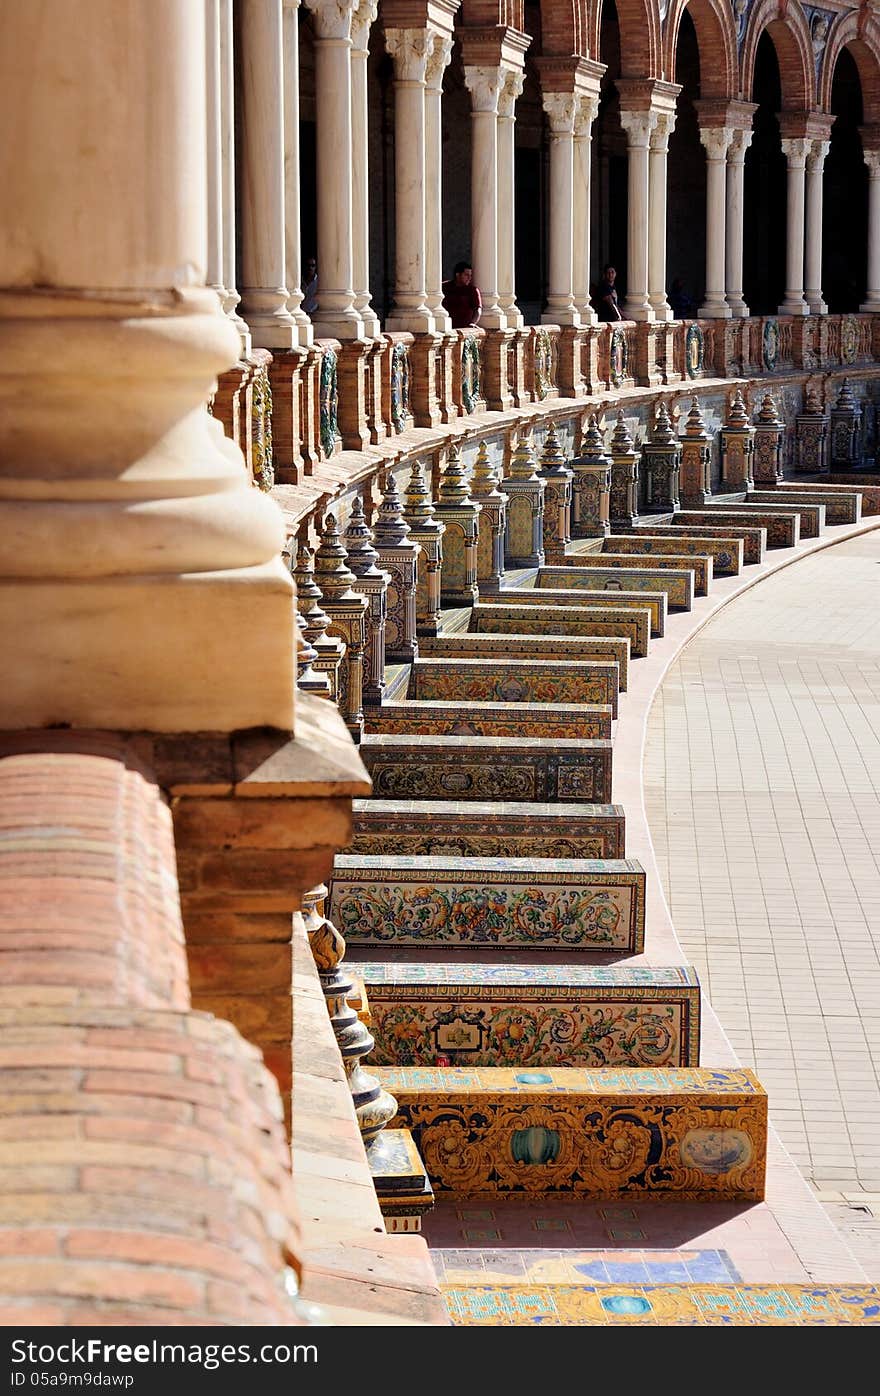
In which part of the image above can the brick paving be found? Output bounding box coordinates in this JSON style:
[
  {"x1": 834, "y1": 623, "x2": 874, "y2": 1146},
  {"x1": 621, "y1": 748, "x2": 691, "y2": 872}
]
[{"x1": 644, "y1": 530, "x2": 880, "y2": 1271}]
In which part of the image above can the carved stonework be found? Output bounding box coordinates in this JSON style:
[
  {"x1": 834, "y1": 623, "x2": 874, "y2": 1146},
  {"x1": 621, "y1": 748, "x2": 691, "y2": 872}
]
[
  {"x1": 344, "y1": 497, "x2": 390, "y2": 707},
  {"x1": 642, "y1": 402, "x2": 682, "y2": 512},
  {"x1": 294, "y1": 540, "x2": 345, "y2": 699},
  {"x1": 435, "y1": 443, "x2": 481, "y2": 605},
  {"x1": 314, "y1": 514, "x2": 368, "y2": 742},
  {"x1": 470, "y1": 441, "x2": 509, "y2": 594},
  {"x1": 679, "y1": 396, "x2": 712, "y2": 504},
  {"x1": 538, "y1": 424, "x2": 574, "y2": 561},
  {"x1": 609, "y1": 410, "x2": 640, "y2": 528},
  {"x1": 502, "y1": 432, "x2": 546, "y2": 567},
  {"x1": 384, "y1": 27, "x2": 431, "y2": 83},
  {"x1": 720, "y1": 388, "x2": 756, "y2": 492},
  {"x1": 753, "y1": 393, "x2": 785, "y2": 484},
  {"x1": 403, "y1": 459, "x2": 445, "y2": 638},
  {"x1": 570, "y1": 415, "x2": 611, "y2": 538},
  {"x1": 795, "y1": 387, "x2": 828, "y2": 473},
  {"x1": 373, "y1": 470, "x2": 421, "y2": 662}
]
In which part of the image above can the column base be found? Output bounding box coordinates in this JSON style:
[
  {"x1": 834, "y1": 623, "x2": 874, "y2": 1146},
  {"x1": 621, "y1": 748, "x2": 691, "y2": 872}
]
[
  {"x1": 778, "y1": 298, "x2": 809, "y2": 317},
  {"x1": 725, "y1": 297, "x2": 750, "y2": 318},
  {"x1": 542, "y1": 307, "x2": 580, "y2": 328},
  {"x1": 698, "y1": 299, "x2": 732, "y2": 319},
  {"x1": 312, "y1": 307, "x2": 366, "y2": 340},
  {"x1": 386, "y1": 309, "x2": 437, "y2": 335},
  {"x1": 622, "y1": 300, "x2": 654, "y2": 323},
  {"x1": 860, "y1": 298, "x2": 880, "y2": 313},
  {"x1": 479, "y1": 306, "x2": 508, "y2": 331},
  {"x1": 649, "y1": 298, "x2": 673, "y2": 322}
]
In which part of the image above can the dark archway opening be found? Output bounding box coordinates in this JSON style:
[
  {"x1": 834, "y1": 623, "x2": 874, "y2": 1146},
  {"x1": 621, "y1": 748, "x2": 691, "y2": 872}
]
[
  {"x1": 824, "y1": 47, "x2": 867, "y2": 311},
  {"x1": 593, "y1": 0, "x2": 627, "y2": 303},
  {"x1": 743, "y1": 32, "x2": 786, "y2": 315},
  {"x1": 667, "y1": 10, "x2": 705, "y2": 313}
]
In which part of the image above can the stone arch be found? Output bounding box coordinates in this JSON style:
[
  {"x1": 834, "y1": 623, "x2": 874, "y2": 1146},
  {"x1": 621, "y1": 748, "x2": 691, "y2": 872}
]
[
  {"x1": 740, "y1": 0, "x2": 815, "y2": 110},
  {"x1": 819, "y1": 13, "x2": 880, "y2": 123},
  {"x1": 587, "y1": 0, "x2": 661, "y2": 79},
  {"x1": 537, "y1": 0, "x2": 591, "y2": 56},
  {"x1": 663, "y1": 0, "x2": 738, "y2": 99}
]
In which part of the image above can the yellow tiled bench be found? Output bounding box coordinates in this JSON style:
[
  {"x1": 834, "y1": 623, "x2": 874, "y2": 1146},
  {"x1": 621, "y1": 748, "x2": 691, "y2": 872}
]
[
  {"x1": 348, "y1": 799, "x2": 626, "y2": 860},
  {"x1": 366, "y1": 699, "x2": 612, "y2": 740}
]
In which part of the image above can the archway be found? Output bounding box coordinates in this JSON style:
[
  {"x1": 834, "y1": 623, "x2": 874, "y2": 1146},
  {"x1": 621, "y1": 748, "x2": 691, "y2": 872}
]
[
  {"x1": 666, "y1": 10, "x2": 704, "y2": 314},
  {"x1": 823, "y1": 47, "x2": 867, "y2": 311},
  {"x1": 591, "y1": 0, "x2": 627, "y2": 300},
  {"x1": 742, "y1": 31, "x2": 787, "y2": 314}
]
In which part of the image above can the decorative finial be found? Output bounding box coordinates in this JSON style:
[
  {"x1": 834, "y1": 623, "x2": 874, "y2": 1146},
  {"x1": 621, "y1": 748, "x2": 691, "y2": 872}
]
[
  {"x1": 650, "y1": 401, "x2": 677, "y2": 446},
  {"x1": 506, "y1": 431, "x2": 540, "y2": 481},
  {"x1": 314, "y1": 512, "x2": 359, "y2": 601},
  {"x1": 373, "y1": 469, "x2": 413, "y2": 546},
  {"x1": 724, "y1": 389, "x2": 749, "y2": 429},
  {"x1": 294, "y1": 541, "x2": 332, "y2": 647},
  {"x1": 438, "y1": 441, "x2": 475, "y2": 502},
  {"x1": 835, "y1": 377, "x2": 857, "y2": 410},
  {"x1": 470, "y1": 440, "x2": 505, "y2": 500},
  {"x1": 403, "y1": 459, "x2": 442, "y2": 530},
  {"x1": 610, "y1": 409, "x2": 636, "y2": 455},
  {"x1": 343, "y1": 496, "x2": 383, "y2": 578},
  {"x1": 804, "y1": 387, "x2": 824, "y2": 414},
  {"x1": 755, "y1": 392, "x2": 782, "y2": 425},
  {"x1": 682, "y1": 395, "x2": 709, "y2": 439},
  {"x1": 538, "y1": 424, "x2": 568, "y2": 476}
]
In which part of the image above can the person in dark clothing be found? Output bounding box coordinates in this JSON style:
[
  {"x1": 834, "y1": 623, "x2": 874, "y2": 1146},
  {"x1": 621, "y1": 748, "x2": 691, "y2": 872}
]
[
  {"x1": 594, "y1": 264, "x2": 622, "y2": 322},
  {"x1": 441, "y1": 260, "x2": 482, "y2": 328}
]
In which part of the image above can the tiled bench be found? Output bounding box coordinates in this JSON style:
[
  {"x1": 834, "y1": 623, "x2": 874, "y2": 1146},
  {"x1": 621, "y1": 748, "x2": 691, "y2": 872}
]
[
  {"x1": 408, "y1": 657, "x2": 623, "y2": 708},
  {"x1": 533, "y1": 564, "x2": 694, "y2": 612},
  {"x1": 673, "y1": 509, "x2": 800, "y2": 549},
  {"x1": 329, "y1": 854, "x2": 646, "y2": 953},
  {"x1": 360, "y1": 734, "x2": 613, "y2": 803},
  {"x1": 495, "y1": 586, "x2": 667, "y2": 639},
  {"x1": 599, "y1": 533, "x2": 744, "y2": 577},
  {"x1": 811, "y1": 478, "x2": 880, "y2": 514},
  {"x1": 469, "y1": 599, "x2": 649, "y2": 658},
  {"x1": 352, "y1": 962, "x2": 700, "y2": 1068},
  {"x1": 467, "y1": 608, "x2": 630, "y2": 689},
  {"x1": 633, "y1": 522, "x2": 767, "y2": 565},
  {"x1": 378, "y1": 1066, "x2": 768, "y2": 1203},
  {"x1": 348, "y1": 799, "x2": 626, "y2": 860},
  {"x1": 716, "y1": 499, "x2": 825, "y2": 537},
  {"x1": 417, "y1": 634, "x2": 621, "y2": 708},
  {"x1": 366, "y1": 699, "x2": 612, "y2": 740},
  {"x1": 540, "y1": 555, "x2": 710, "y2": 600},
  {"x1": 749, "y1": 488, "x2": 861, "y2": 525}
]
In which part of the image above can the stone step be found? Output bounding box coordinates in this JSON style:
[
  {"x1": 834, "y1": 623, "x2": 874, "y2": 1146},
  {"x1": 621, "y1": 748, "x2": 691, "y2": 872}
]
[
  {"x1": 541, "y1": 554, "x2": 711, "y2": 599},
  {"x1": 351, "y1": 962, "x2": 700, "y2": 1068},
  {"x1": 809, "y1": 477, "x2": 880, "y2": 514},
  {"x1": 329, "y1": 854, "x2": 645, "y2": 953},
  {"x1": 348, "y1": 799, "x2": 626, "y2": 860},
  {"x1": 599, "y1": 532, "x2": 744, "y2": 576},
  {"x1": 672, "y1": 509, "x2": 800, "y2": 548},
  {"x1": 409, "y1": 656, "x2": 625, "y2": 708},
  {"x1": 417, "y1": 634, "x2": 621, "y2": 708},
  {"x1": 748, "y1": 488, "x2": 861, "y2": 524},
  {"x1": 360, "y1": 733, "x2": 613, "y2": 804},
  {"x1": 472, "y1": 599, "x2": 649, "y2": 657},
  {"x1": 366, "y1": 699, "x2": 613, "y2": 740},
  {"x1": 633, "y1": 521, "x2": 766, "y2": 565},
  {"x1": 534, "y1": 564, "x2": 694, "y2": 611},
  {"x1": 440, "y1": 1283, "x2": 880, "y2": 1326},
  {"x1": 467, "y1": 608, "x2": 631, "y2": 688},
  {"x1": 377, "y1": 1065, "x2": 767, "y2": 1203},
  {"x1": 495, "y1": 585, "x2": 667, "y2": 637}
]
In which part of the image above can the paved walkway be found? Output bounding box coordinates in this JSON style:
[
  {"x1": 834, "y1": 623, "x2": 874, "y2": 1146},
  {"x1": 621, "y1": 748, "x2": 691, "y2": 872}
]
[{"x1": 644, "y1": 530, "x2": 880, "y2": 1277}]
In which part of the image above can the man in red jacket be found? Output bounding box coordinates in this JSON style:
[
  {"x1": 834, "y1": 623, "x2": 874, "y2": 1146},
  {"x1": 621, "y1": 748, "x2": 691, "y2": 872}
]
[{"x1": 442, "y1": 261, "x2": 482, "y2": 328}]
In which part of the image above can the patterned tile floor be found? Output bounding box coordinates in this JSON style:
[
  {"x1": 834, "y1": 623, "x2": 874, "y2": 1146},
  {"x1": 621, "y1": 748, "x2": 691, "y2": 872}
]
[{"x1": 643, "y1": 529, "x2": 880, "y2": 1271}]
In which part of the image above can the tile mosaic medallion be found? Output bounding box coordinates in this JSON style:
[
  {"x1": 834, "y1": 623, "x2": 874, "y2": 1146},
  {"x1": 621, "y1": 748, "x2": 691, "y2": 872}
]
[
  {"x1": 601, "y1": 532, "x2": 745, "y2": 576},
  {"x1": 674, "y1": 509, "x2": 799, "y2": 548},
  {"x1": 329, "y1": 855, "x2": 645, "y2": 952},
  {"x1": 360, "y1": 734, "x2": 613, "y2": 804},
  {"x1": 348, "y1": 799, "x2": 626, "y2": 860},
  {"x1": 748, "y1": 489, "x2": 859, "y2": 524},
  {"x1": 535, "y1": 565, "x2": 695, "y2": 611},
  {"x1": 367, "y1": 698, "x2": 613, "y2": 741},
  {"x1": 440, "y1": 1284, "x2": 880, "y2": 1325},
  {"x1": 352, "y1": 961, "x2": 700, "y2": 1067},
  {"x1": 634, "y1": 521, "x2": 767, "y2": 565},
  {"x1": 408, "y1": 657, "x2": 621, "y2": 707},
  {"x1": 378, "y1": 1066, "x2": 768, "y2": 1202}
]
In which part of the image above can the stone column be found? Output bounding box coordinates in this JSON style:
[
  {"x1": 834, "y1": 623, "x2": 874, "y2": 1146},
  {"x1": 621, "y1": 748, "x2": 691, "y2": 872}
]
[
  {"x1": 619, "y1": 110, "x2": 657, "y2": 321},
  {"x1": 862, "y1": 150, "x2": 880, "y2": 312},
  {"x1": 385, "y1": 28, "x2": 434, "y2": 333},
  {"x1": 779, "y1": 138, "x2": 810, "y2": 316},
  {"x1": 725, "y1": 128, "x2": 752, "y2": 317},
  {"x1": 649, "y1": 112, "x2": 675, "y2": 321},
  {"x1": 0, "y1": 0, "x2": 296, "y2": 731},
  {"x1": 425, "y1": 33, "x2": 454, "y2": 331},
  {"x1": 239, "y1": 0, "x2": 299, "y2": 347},
  {"x1": 282, "y1": 0, "x2": 314, "y2": 344},
  {"x1": 804, "y1": 139, "x2": 830, "y2": 315},
  {"x1": 350, "y1": 0, "x2": 381, "y2": 338},
  {"x1": 542, "y1": 91, "x2": 579, "y2": 326},
  {"x1": 304, "y1": 0, "x2": 364, "y2": 338},
  {"x1": 498, "y1": 69, "x2": 525, "y2": 329},
  {"x1": 219, "y1": 0, "x2": 250, "y2": 349},
  {"x1": 574, "y1": 94, "x2": 599, "y2": 325},
  {"x1": 699, "y1": 127, "x2": 733, "y2": 319},
  {"x1": 205, "y1": 0, "x2": 228, "y2": 310},
  {"x1": 463, "y1": 67, "x2": 505, "y2": 329}
]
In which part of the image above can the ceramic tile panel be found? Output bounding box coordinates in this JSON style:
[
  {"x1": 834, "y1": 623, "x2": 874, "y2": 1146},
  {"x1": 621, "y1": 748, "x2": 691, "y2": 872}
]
[
  {"x1": 366, "y1": 698, "x2": 612, "y2": 740},
  {"x1": 418, "y1": 635, "x2": 621, "y2": 708},
  {"x1": 633, "y1": 522, "x2": 767, "y2": 564},
  {"x1": 352, "y1": 960, "x2": 700, "y2": 1067},
  {"x1": 748, "y1": 489, "x2": 860, "y2": 524},
  {"x1": 531, "y1": 565, "x2": 694, "y2": 611},
  {"x1": 492, "y1": 585, "x2": 667, "y2": 639},
  {"x1": 360, "y1": 734, "x2": 613, "y2": 803},
  {"x1": 378, "y1": 1065, "x2": 768, "y2": 1202},
  {"x1": 329, "y1": 854, "x2": 646, "y2": 952},
  {"x1": 807, "y1": 477, "x2": 880, "y2": 514},
  {"x1": 441, "y1": 1284, "x2": 880, "y2": 1325},
  {"x1": 600, "y1": 533, "x2": 744, "y2": 577},
  {"x1": 674, "y1": 508, "x2": 800, "y2": 547},
  {"x1": 487, "y1": 594, "x2": 652, "y2": 657},
  {"x1": 432, "y1": 1247, "x2": 740, "y2": 1286},
  {"x1": 541, "y1": 553, "x2": 711, "y2": 599},
  {"x1": 408, "y1": 657, "x2": 621, "y2": 707},
  {"x1": 348, "y1": 799, "x2": 626, "y2": 860},
  {"x1": 468, "y1": 607, "x2": 630, "y2": 685}
]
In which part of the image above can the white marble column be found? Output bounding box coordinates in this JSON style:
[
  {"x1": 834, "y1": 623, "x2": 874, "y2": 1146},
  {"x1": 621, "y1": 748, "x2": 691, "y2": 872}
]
[
  {"x1": 498, "y1": 69, "x2": 525, "y2": 329},
  {"x1": 805, "y1": 138, "x2": 830, "y2": 315},
  {"x1": 648, "y1": 111, "x2": 675, "y2": 321},
  {"x1": 542, "y1": 91, "x2": 579, "y2": 326},
  {"x1": 350, "y1": 0, "x2": 380, "y2": 337},
  {"x1": 385, "y1": 28, "x2": 434, "y2": 333},
  {"x1": 699, "y1": 126, "x2": 733, "y2": 318},
  {"x1": 425, "y1": 32, "x2": 454, "y2": 331},
  {"x1": 304, "y1": 0, "x2": 364, "y2": 338},
  {"x1": 725, "y1": 127, "x2": 752, "y2": 317},
  {"x1": 282, "y1": 0, "x2": 314, "y2": 344},
  {"x1": 463, "y1": 66, "x2": 505, "y2": 329},
  {"x1": 239, "y1": 0, "x2": 299, "y2": 347},
  {"x1": 779, "y1": 137, "x2": 810, "y2": 316},
  {"x1": 619, "y1": 110, "x2": 656, "y2": 321},
  {"x1": 573, "y1": 94, "x2": 598, "y2": 325},
  {"x1": 861, "y1": 151, "x2": 880, "y2": 311},
  {"x1": 205, "y1": 0, "x2": 227, "y2": 308},
  {"x1": 219, "y1": 0, "x2": 250, "y2": 349}
]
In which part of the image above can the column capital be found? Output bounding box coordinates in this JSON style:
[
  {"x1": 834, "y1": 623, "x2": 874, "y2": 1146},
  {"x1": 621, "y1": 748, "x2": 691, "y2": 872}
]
[
  {"x1": 619, "y1": 109, "x2": 658, "y2": 148},
  {"x1": 650, "y1": 110, "x2": 676, "y2": 152},
  {"x1": 575, "y1": 93, "x2": 599, "y2": 136},
  {"x1": 700, "y1": 126, "x2": 735, "y2": 161},
  {"x1": 542, "y1": 90, "x2": 578, "y2": 135},
  {"x1": 865, "y1": 149, "x2": 880, "y2": 178},
  {"x1": 425, "y1": 29, "x2": 454, "y2": 92},
  {"x1": 304, "y1": 0, "x2": 356, "y2": 41},
  {"x1": 780, "y1": 136, "x2": 811, "y2": 168},
  {"x1": 463, "y1": 64, "x2": 503, "y2": 114},
  {"x1": 497, "y1": 67, "x2": 525, "y2": 119},
  {"x1": 727, "y1": 127, "x2": 753, "y2": 163},
  {"x1": 806, "y1": 138, "x2": 830, "y2": 174},
  {"x1": 350, "y1": 0, "x2": 378, "y2": 52},
  {"x1": 384, "y1": 26, "x2": 431, "y2": 82}
]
